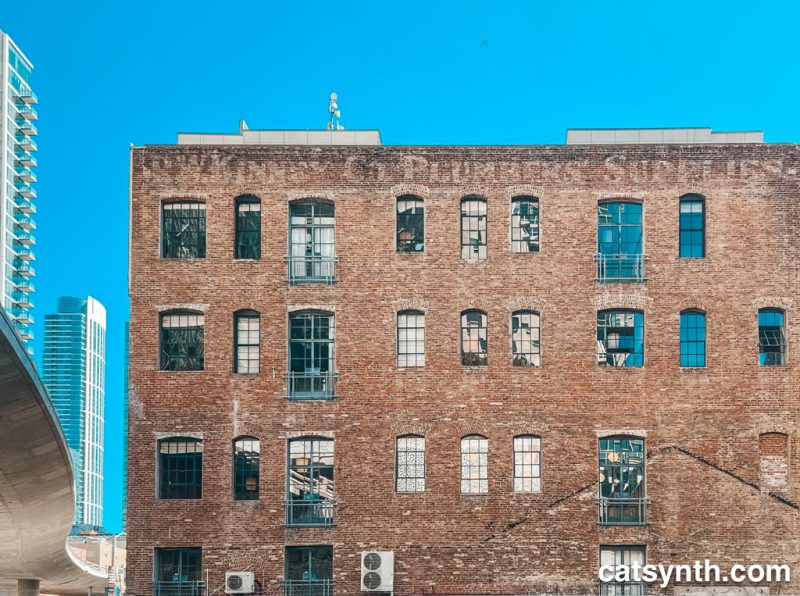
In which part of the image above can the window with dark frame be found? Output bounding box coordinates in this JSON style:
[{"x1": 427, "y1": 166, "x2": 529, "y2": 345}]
[
  {"x1": 597, "y1": 201, "x2": 644, "y2": 281},
  {"x1": 286, "y1": 437, "x2": 335, "y2": 526},
  {"x1": 288, "y1": 201, "x2": 336, "y2": 283},
  {"x1": 461, "y1": 310, "x2": 488, "y2": 366},
  {"x1": 288, "y1": 311, "x2": 336, "y2": 399},
  {"x1": 162, "y1": 201, "x2": 206, "y2": 259},
  {"x1": 159, "y1": 311, "x2": 204, "y2": 371},
  {"x1": 511, "y1": 310, "x2": 541, "y2": 366},
  {"x1": 461, "y1": 435, "x2": 488, "y2": 494},
  {"x1": 596, "y1": 309, "x2": 644, "y2": 367},
  {"x1": 679, "y1": 195, "x2": 705, "y2": 258},
  {"x1": 234, "y1": 310, "x2": 260, "y2": 374},
  {"x1": 396, "y1": 435, "x2": 425, "y2": 492},
  {"x1": 233, "y1": 436, "x2": 260, "y2": 500},
  {"x1": 511, "y1": 196, "x2": 540, "y2": 253},
  {"x1": 158, "y1": 438, "x2": 202, "y2": 499},
  {"x1": 461, "y1": 196, "x2": 487, "y2": 260},
  {"x1": 397, "y1": 310, "x2": 425, "y2": 367},
  {"x1": 153, "y1": 547, "x2": 202, "y2": 596},
  {"x1": 680, "y1": 310, "x2": 706, "y2": 367},
  {"x1": 396, "y1": 195, "x2": 424, "y2": 252},
  {"x1": 235, "y1": 196, "x2": 261, "y2": 259},
  {"x1": 599, "y1": 437, "x2": 645, "y2": 525},
  {"x1": 284, "y1": 545, "x2": 333, "y2": 591},
  {"x1": 513, "y1": 435, "x2": 541, "y2": 492},
  {"x1": 759, "y1": 308, "x2": 786, "y2": 366}
]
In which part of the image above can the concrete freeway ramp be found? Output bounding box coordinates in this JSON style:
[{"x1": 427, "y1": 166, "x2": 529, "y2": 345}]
[{"x1": 0, "y1": 309, "x2": 107, "y2": 595}]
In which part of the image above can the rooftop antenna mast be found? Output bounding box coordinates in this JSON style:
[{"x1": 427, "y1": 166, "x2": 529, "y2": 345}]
[{"x1": 328, "y1": 92, "x2": 344, "y2": 130}]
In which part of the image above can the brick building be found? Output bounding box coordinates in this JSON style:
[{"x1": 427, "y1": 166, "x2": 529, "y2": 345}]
[{"x1": 127, "y1": 126, "x2": 800, "y2": 596}]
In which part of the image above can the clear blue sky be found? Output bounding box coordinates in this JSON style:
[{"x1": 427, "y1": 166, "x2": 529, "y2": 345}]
[{"x1": 4, "y1": 0, "x2": 799, "y2": 533}]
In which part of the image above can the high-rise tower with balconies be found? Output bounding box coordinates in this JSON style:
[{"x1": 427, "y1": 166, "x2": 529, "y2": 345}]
[{"x1": 0, "y1": 30, "x2": 37, "y2": 350}]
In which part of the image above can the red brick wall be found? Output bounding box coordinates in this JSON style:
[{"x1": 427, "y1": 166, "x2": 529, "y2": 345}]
[{"x1": 128, "y1": 143, "x2": 800, "y2": 595}]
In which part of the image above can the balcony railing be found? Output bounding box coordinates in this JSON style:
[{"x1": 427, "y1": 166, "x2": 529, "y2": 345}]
[
  {"x1": 16, "y1": 87, "x2": 37, "y2": 104},
  {"x1": 12, "y1": 292, "x2": 33, "y2": 308},
  {"x1": 600, "y1": 581, "x2": 647, "y2": 595},
  {"x1": 15, "y1": 119, "x2": 37, "y2": 136},
  {"x1": 152, "y1": 581, "x2": 205, "y2": 596},
  {"x1": 285, "y1": 372, "x2": 338, "y2": 400},
  {"x1": 15, "y1": 199, "x2": 35, "y2": 214},
  {"x1": 15, "y1": 135, "x2": 37, "y2": 151},
  {"x1": 15, "y1": 215, "x2": 35, "y2": 230},
  {"x1": 598, "y1": 497, "x2": 647, "y2": 525},
  {"x1": 595, "y1": 253, "x2": 647, "y2": 283},
  {"x1": 15, "y1": 166, "x2": 35, "y2": 182},
  {"x1": 285, "y1": 499, "x2": 335, "y2": 526},
  {"x1": 282, "y1": 579, "x2": 334, "y2": 596},
  {"x1": 15, "y1": 151, "x2": 36, "y2": 167},
  {"x1": 285, "y1": 256, "x2": 339, "y2": 285},
  {"x1": 16, "y1": 105, "x2": 37, "y2": 120},
  {"x1": 15, "y1": 230, "x2": 35, "y2": 246},
  {"x1": 11, "y1": 308, "x2": 33, "y2": 324},
  {"x1": 14, "y1": 262, "x2": 35, "y2": 277},
  {"x1": 14, "y1": 246, "x2": 34, "y2": 260}
]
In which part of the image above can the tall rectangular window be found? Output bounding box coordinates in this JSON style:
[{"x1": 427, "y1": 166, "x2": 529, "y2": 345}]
[
  {"x1": 599, "y1": 437, "x2": 645, "y2": 525},
  {"x1": 679, "y1": 195, "x2": 705, "y2": 258},
  {"x1": 397, "y1": 196, "x2": 424, "y2": 252},
  {"x1": 511, "y1": 196, "x2": 539, "y2": 253},
  {"x1": 397, "y1": 310, "x2": 425, "y2": 367},
  {"x1": 234, "y1": 310, "x2": 260, "y2": 374},
  {"x1": 288, "y1": 312, "x2": 336, "y2": 399},
  {"x1": 288, "y1": 202, "x2": 336, "y2": 283},
  {"x1": 396, "y1": 435, "x2": 426, "y2": 492},
  {"x1": 153, "y1": 548, "x2": 203, "y2": 596},
  {"x1": 160, "y1": 311, "x2": 204, "y2": 371},
  {"x1": 235, "y1": 197, "x2": 261, "y2": 259},
  {"x1": 162, "y1": 202, "x2": 206, "y2": 259},
  {"x1": 599, "y1": 546, "x2": 646, "y2": 595},
  {"x1": 461, "y1": 435, "x2": 488, "y2": 494},
  {"x1": 287, "y1": 438, "x2": 334, "y2": 526},
  {"x1": 284, "y1": 546, "x2": 333, "y2": 594},
  {"x1": 159, "y1": 438, "x2": 202, "y2": 499},
  {"x1": 513, "y1": 435, "x2": 541, "y2": 492},
  {"x1": 511, "y1": 310, "x2": 541, "y2": 366},
  {"x1": 597, "y1": 310, "x2": 644, "y2": 367},
  {"x1": 759, "y1": 308, "x2": 786, "y2": 366},
  {"x1": 233, "y1": 437, "x2": 260, "y2": 500},
  {"x1": 680, "y1": 310, "x2": 706, "y2": 367},
  {"x1": 597, "y1": 201, "x2": 644, "y2": 282},
  {"x1": 461, "y1": 310, "x2": 488, "y2": 366},
  {"x1": 461, "y1": 197, "x2": 487, "y2": 260}
]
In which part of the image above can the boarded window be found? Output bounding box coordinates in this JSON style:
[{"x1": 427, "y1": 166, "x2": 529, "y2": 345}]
[{"x1": 759, "y1": 432, "x2": 789, "y2": 493}]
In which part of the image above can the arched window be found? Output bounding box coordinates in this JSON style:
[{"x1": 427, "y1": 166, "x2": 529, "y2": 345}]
[
  {"x1": 513, "y1": 435, "x2": 541, "y2": 492},
  {"x1": 511, "y1": 196, "x2": 539, "y2": 253},
  {"x1": 680, "y1": 309, "x2": 706, "y2": 368},
  {"x1": 597, "y1": 201, "x2": 644, "y2": 281},
  {"x1": 162, "y1": 200, "x2": 206, "y2": 258},
  {"x1": 158, "y1": 437, "x2": 203, "y2": 499},
  {"x1": 511, "y1": 310, "x2": 540, "y2": 366},
  {"x1": 396, "y1": 435, "x2": 426, "y2": 492},
  {"x1": 596, "y1": 309, "x2": 643, "y2": 367},
  {"x1": 679, "y1": 194, "x2": 705, "y2": 258},
  {"x1": 397, "y1": 310, "x2": 425, "y2": 367},
  {"x1": 233, "y1": 436, "x2": 260, "y2": 500},
  {"x1": 286, "y1": 437, "x2": 334, "y2": 526},
  {"x1": 288, "y1": 201, "x2": 336, "y2": 283},
  {"x1": 235, "y1": 195, "x2": 261, "y2": 259},
  {"x1": 288, "y1": 310, "x2": 336, "y2": 399},
  {"x1": 461, "y1": 196, "x2": 487, "y2": 260},
  {"x1": 461, "y1": 310, "x2": 488, "y2": 366},
  {"x1": 234, "y1": 309, "x2": 260, "y2": 374},
  {"x1": 599, "y1": 436, "x2": 645, "y2": 524},
  {"x1": 461, "y1": 435, "x2": 488, "y2": 494},
  {"x1": 396, "y1": 195, "x2": 424, "y2": 252},
  {"x1": 758, "y1": 308, "x2": 786, "y2": 366},
  {"x1": 159, "y1": 310, "x2": 204, "y2": 371}
]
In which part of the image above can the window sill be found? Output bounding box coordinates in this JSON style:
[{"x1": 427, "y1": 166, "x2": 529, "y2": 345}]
[
  {"x1": 679, "y1": 366, "x2": 707, "y2": 373},
  {"x1": 233, "y1": 258, "x2": 260, "y2": 263},
  {"x1": 157, "y1": 369, "x2": 205, "y2": 373},
  {"x1": 461, "y1": 365, "x2": 488, "y2": 372},
  {"x1": 232, "y1": 372, "x2": 260, "y2": 378}
]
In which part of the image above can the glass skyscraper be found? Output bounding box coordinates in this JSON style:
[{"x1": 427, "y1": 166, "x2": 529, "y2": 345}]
[
  {"x1": 0, "y1": 30, "x2": 37, "y2": 351},
  {"x1": 43, "y1": 296, "x2": 107, "y2": 529}
]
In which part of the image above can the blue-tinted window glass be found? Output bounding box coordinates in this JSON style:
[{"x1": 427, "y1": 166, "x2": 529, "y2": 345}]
[
  {"x1": 680, "y1": 311, "x2": 706, "y2": 367},
  {"x1": 758, "y1": 308, "x2": 786, "y2": 366},
  {"x1": 597, "y1": 310, "x2": 644, "y2": 367},
  {"x1": 679, "y1": 197, "x2": 705, "y2": 258}
]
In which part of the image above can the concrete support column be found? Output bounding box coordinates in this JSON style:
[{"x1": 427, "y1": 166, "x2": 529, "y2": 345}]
[{"x1": 17, "y1": 579, "x2": 39, "y2": 596}]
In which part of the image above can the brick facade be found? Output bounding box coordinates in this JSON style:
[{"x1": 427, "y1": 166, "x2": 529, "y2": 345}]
[{"x1": 128, "y1": 142, "x2": 800, "y2": 595}]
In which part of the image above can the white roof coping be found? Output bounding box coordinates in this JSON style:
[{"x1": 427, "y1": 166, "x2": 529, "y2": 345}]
[
  {"x1": 566, "y1": 128, "x2": 763, "y2": 145},
  {"x1": 177, "y1": 128, "x2": 382, "y2": 146}
]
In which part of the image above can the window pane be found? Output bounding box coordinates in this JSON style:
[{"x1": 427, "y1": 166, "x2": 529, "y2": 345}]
[
  {"x1": 235, "y1": 199, "x2": 261, "y2": 259},
  {"x1": 234, "y1": 313, "x2": 260, "y2": 373},
  {"x1": 511, "y1": 311, "x2": 541, "y2": 366},
  {"x1": 233, "y1": 437, "x2": 260, "y2": 500},
  {"x1": 160, "y1": 312, "x2": 204, "y2": 371},
  {"x1": 679, "y1": 197, "x2": 705, "y2": 258},
  {"x1": 680, "y1": 311, "x2": 706, "y2": 367},
  {"x1": 397, "y1": 196, "x2": 424, "y2": 252},
  {"x1": 461, "y1": 198, "x2": 487, "y2": 260},
  {"x1": 461, "y1": 311, "x2": 488, "y2": 366},
  {"x1": 397, "y1": 311, "x2": 425, "y2": 367},
  {"x1": 511, "y1": 197, "x2": 539, "y2": 253},
  {"x1": 758, "y1": 308, "x2": 786, "y2": 366},
  {"x1": 461, "y1": 436, "x2": 488, "y2": 494},
  {"x1": 513, "y1": 435, "x2": 541, "y2": 492},
  {"x1": 162, "y1": 202, "x2": 206, "y2": 259},
  {"x1": 289, "y1": 202, "x2": 336, "y2": 282},
  {"x1": 396, "y1": 435, "x2": 426, "y2": 492},
  {"x1": 159, "y1": 439, "x2": 202, "y2": 499},
  {"x1": 597, "y1": 310, "x2": 643, "y2": 367}
]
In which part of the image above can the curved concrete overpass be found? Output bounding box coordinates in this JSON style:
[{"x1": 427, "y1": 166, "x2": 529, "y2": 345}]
[{"x1": 0, "y1": 309, "x2": 107, "y2": 595}]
